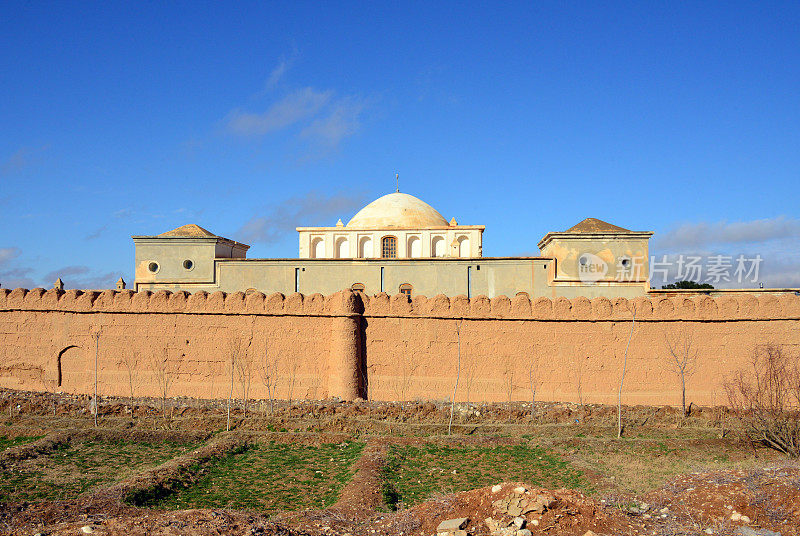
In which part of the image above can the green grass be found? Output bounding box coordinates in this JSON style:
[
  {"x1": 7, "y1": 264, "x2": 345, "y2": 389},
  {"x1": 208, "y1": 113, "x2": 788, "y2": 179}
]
[
  {"x1": 0, "y1": 439, "x2": 194, "y2": 503},
  {"x1": 549, "y1": 434, "x2": 775, "y2": 495},
  {"x1": 0, "y1": 435, "x2": 42, "y2": 450},
  {"x1": 380, "y1": 443, "x2": 588, "y2": 509},
  {"x1": 156, "y1": 441, "x2": 365, "y2": 511}
]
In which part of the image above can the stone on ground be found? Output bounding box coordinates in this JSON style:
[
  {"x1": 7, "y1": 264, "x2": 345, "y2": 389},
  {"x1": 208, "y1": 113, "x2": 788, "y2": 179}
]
[
  {"x1": 437, "y1": 517, "x2": 469, "y2": 532},
  {"x1": 736, "y1": 528, "x2": 782, "y2": 536}
]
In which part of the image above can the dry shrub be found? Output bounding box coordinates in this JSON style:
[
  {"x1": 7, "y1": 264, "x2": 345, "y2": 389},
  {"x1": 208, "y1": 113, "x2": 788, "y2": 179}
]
[{"x1": 725, "y1": 344, "x2": 800, "y2": 458}]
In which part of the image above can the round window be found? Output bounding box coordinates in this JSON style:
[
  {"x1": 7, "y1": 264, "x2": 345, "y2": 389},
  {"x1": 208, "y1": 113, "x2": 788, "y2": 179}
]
[
  {"x1": 183, "y1": 259, "x2": 194, "y2": 270},
  {"x1": 148, "y1": 262, "x2": 159, "y2": 273},
  {"x1": 621, "y1": 258, "x2": 631, "y2": 267}
]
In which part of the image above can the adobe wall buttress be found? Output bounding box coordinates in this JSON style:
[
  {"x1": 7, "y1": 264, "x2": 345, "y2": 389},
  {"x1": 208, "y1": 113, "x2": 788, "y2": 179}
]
[{"x1": 1, "y1": 287, "x2": 798, "y2": 406}]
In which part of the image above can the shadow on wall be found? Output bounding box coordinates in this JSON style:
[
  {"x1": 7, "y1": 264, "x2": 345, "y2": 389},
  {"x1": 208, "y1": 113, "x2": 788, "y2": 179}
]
[
  {"x1": 358, "y1": 316, "x2": 369, "y2": 399},
  {"x1": 57, "y1": 345, "x2": 82, "y2": 391}
]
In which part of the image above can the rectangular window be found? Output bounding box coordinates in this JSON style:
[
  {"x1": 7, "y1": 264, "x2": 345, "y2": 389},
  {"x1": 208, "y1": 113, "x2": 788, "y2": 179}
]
[
  {"x1": 294, "y1": 268, "x2": 300, "y2": 293},
  {"x1": 381, "y1": 236, "x2": 397, "y2": 258}
]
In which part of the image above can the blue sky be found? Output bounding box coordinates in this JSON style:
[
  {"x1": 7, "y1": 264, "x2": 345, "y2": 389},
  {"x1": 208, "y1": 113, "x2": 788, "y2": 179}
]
[{"x1": 1, "y1": 1, "x2": 799, "y2": 289}]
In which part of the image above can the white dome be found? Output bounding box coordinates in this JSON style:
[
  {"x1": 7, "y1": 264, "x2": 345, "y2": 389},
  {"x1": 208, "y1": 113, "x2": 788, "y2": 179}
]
[{"x1": 346, "y1": 192, "x2": 449, "y2": 229}]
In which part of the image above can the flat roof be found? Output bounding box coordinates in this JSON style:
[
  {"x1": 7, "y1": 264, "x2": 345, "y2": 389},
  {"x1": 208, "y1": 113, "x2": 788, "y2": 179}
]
[
  {"x1": 296, "y1": 225, "x2": 486, "y2": 231},
  {"x1": 132, "y1": 235, "x2": 250, "y2": 249},
  {"x1": 216, "y1": 256, "x2": 552, "y2": 262}
]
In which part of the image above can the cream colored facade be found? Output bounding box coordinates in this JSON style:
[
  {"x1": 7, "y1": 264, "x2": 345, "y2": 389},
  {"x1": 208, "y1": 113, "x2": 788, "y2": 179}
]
[
  {"x1": 297, "y1": 192, "x2": 483, "y2": 259},
  {"x1": 133, "y1": 192, "x2": 653, "y2": 299}
]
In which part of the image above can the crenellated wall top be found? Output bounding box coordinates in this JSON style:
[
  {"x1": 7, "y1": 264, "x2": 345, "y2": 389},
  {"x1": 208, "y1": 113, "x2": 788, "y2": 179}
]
[
  {"x1": 0, "y1": 287, "x2": 798, "y2": 321},
  {"x1": 0, "y1": 287, "x2": 361, "y2": 317}
]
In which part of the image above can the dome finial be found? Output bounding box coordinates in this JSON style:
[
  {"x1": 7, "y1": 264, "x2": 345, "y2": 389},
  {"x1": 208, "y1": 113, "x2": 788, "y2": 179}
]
[{"x1": 395, "y1": 173, "x2": 399, "y2": 193}]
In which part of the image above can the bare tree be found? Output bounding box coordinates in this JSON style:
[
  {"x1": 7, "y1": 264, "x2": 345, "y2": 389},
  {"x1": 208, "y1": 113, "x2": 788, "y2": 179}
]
[
  {"x1": 259, "y1": 340, "x2": 278, "y2": 415},
  {"x1": 462, "y1": 353, "x2": 477, "y2": 405},
  {"x1": 725, "y1": 344, "x2": 800, "y2": 458},
  {"x1": 226, "y1": 337, "x2": 241, "y2": 432},
  {"x1": 664, "y1": 325, "x2": 698, "y2": 416},
  {"x1": 209, "y1": 369, "x2": 216, "y2": 401},
  {"x1": 36, "y1": 365, "x2": 57, "y2": 416},
  {"x1": 710, "y1": 389, "x2": 728, "y2": 438},
  {"x1": 150, "y1": 347, "x2": 174, "y2": 420},
  {"x1": 120, "y1": 349, "x2": 140, "y2": 413},
  {"x1": 502, "y1": 355, "x2": 516, "y2": 403},
  {"x1": 393, "y1": 354, "x2": 421, "y2": 404},
  {"x1": 574, "y1": 358, "x2": 584, "y2": 407},
  {"x1": 285, "y1": 357, "x2": 300, "y2": 403},
  {"x1": 617, "y1": 307, "x2": 636, "y2": 438},
  {"x1": 528, "y1": 352, "x2": 539, "y2": 417},
  {"x1": 448, "y1": 319, "x2": 463, "y2": 435},
  {"x1": 235, "y1": 345, "x2": 254, "y2": 418},
  {"x1": 91, "y1": 330, "x2": 101, "y2": 427}
]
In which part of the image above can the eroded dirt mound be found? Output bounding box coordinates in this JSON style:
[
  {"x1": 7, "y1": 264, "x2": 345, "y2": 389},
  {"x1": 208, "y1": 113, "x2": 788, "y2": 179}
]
[
  {"x1": 372, "y1": 482, "x2": 642, "y2": 536},
  {"x1": 646, "y1": 464, "x2": 800, "y2": 536}
]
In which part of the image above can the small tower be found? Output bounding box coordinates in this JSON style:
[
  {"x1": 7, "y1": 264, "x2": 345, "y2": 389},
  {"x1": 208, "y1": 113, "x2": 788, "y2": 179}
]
[
  {"x1": 54, "y1": 278, "x2": 64, "y2": 291},
  {"x1": 116, "y1": 277, "x2": 126, "y2": 290}
]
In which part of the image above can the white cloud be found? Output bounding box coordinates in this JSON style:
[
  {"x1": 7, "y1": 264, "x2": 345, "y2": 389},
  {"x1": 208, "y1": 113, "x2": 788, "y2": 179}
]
[
  {"x1": 114, "y1": 208, "x2": 133, "y2": 219},
  {"x1": 262, "y1": 49, "x2": 299, "y2": 92},
  {"x1": 237, "y1": 191, "x2": 368, "y2": 245},
  {"x1": 226, "y1": 88, "x2": 332, "y2": 136},
  {"x1": 0, "y1": 247, "x2": 35, "y2": 288},
  {"x1": 42, "y1": 265, "x2": 125, "y2": 290},
  {"x1": 266, "y1": 61, "x2": 289, "y2": 89},
  {"x1": 654, "y1": 216, "x2": 800, "y2": 250},
  {"x1": 265, "y1": 57, "x2": 293, "y2": 90},
  {"x1": 650, "y1": 216, "x2": 800, "y2": 289},
  {"x1": 0, "y1": 247, "x2": 21, "y2": 265},
  {"x1": 85, "y1": 225, "x2": 108, "y2": 241},
  {"x1": 0, "y1": 247, "x2": 126, "y2": 290},
  {"x1": 0, "y1": 268, "x2": 35, "y2": 289},
  {"x1": 649, "y1": 249, "x2": 800, "y2": 290},
  {"x1": 300, "y1": 97, "x2": 365, "y2": 150},
  {"x1": 0, "y1": 145, "x2": 48, "y2": 177}
]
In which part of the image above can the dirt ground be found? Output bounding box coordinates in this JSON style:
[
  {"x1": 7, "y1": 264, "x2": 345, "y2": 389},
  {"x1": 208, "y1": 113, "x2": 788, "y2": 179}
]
[{"x1": 0, "y1": 388, "x2": 798, "y2": 536}]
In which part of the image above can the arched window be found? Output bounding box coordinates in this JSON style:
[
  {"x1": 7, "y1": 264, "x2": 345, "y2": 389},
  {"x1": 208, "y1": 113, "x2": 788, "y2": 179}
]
[
  {"x1": 358, "y1": 236, "x2": 372, "y2": 258},
  {"x1": 311, "y1": 237, "x2": 325, "y2": 259},
  {"x1": 431, "y1": 236, "x2": 445, "y2": 257},
  {"x1": 399, "y1": 283, "x2": 412, "y2": 297},
  {"x1": 457, "y1": 236, "x2": 470, "y2": 258},
  {"x1": 335, "y1": 237, "x2": 349, "y2": 258},
  {"x1": 381, "y1": 236, "x2": 397, "y2": 258},
  {"x1": 351, "y1": 283, "x2": 365, "y2": 292},
  {"x1": 407, "y1": 236, "x2": 421, "y2": 258}
]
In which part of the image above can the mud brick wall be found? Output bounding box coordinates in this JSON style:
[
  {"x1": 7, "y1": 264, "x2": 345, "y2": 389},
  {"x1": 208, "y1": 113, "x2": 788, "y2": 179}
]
[{"x1": 1, "y1": 287, "x2": 798, "y2": 406}]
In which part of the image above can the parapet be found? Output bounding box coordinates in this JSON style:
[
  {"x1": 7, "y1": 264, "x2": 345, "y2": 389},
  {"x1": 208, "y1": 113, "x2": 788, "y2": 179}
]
[{"x1": 1, "y1": 287, "x2": 798, "y2": 321}]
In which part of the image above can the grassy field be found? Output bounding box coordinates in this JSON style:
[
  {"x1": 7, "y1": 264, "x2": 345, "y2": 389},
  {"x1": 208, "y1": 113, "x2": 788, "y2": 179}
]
[
  {"x1": 380, "y1": 443, "x2": 588, "y2": 509},
  {"x1": 0, "y1": 435, "x2": 42, "y2": 450},
  {"x1": 0, "y1": 439, "x2": 196, "y2": 503},
  {"x1": 533, "y1": 427, "x2": 774, "y2": 496},
  {"x1": 0, "y1": 395, "x2": 783, "y2": 517},
  {"x1": 155, "y1": 441, "x2": 365, "y2": 511}
]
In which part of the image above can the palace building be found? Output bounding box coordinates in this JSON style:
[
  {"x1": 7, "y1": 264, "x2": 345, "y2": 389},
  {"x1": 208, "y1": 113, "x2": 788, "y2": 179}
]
[{"x1": 133, "y1": 191, "x2": 653, "y2": 298}]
